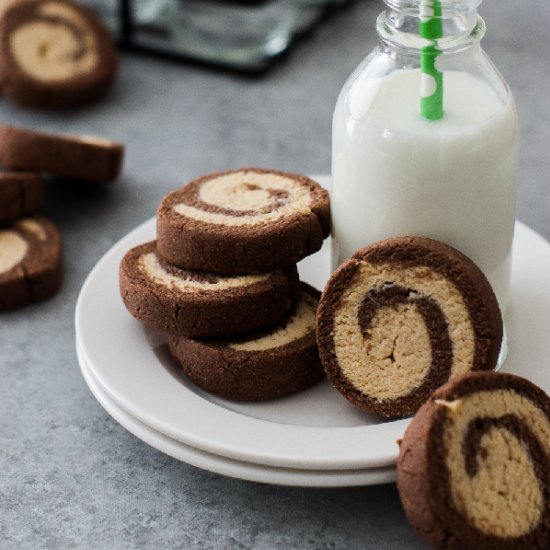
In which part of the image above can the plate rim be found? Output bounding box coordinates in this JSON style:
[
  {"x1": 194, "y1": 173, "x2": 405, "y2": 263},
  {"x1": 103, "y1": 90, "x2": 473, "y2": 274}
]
[
  {"x1": 75, "y1": 258, "x2": 409, "y2": 470},
  {"x1": 77, "y1": 339, "x2": 397, "y2": 487},
  {"x1": 75, "y1": 176, "x2": 550, "y2": 472}
]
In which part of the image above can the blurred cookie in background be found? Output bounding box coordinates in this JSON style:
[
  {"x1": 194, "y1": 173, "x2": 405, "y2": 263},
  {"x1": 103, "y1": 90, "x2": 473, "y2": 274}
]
[
  {"x1": 0, "y1": 170, "x2": 44, "y2": 223},
  {"x1": 0, "y1": 0, "x2": 118, "y2": 108},
  {"x1": 0, "y1": 216, "x2": 62, "y2": 310},
  {"x1": 0, "y1": 125, "x2": 124, "y2": 184}
]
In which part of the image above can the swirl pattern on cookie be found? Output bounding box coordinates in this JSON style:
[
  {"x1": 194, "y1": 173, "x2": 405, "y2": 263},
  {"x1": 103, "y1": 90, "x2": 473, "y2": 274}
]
[
  {"x1": 0, "y1": 0, "x2": 117, "y2": 108},
  {"x1": 157, "y1": 168, "x2": 331, "y2": 274},
  {"x1": 168, "y1": 283, "x2": 325, "y2": 401},
  {"x1": 119, "y1": 241, "x2": 300, "y2": 338},
  {"x1": 173, "y1": 171, "x2": 314, "y2": 226},
  {"x1": 0, "y1": 216, "x2": 62, "y2": 311},
  {"x1": 9, "y1": 1, "x2": 98, "y2": 82},
  {"x1": 230, "y1": 289, "x2": 317, "y2": 351},
  {"x1": 316, "y1": 236, "x2": 502, "y2": 418},
  {"x1": 397, "y1": 372, "x2": 550, "y2": 550}
]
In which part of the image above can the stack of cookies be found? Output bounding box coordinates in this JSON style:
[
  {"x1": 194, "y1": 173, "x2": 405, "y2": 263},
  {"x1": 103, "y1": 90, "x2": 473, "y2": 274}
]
[
  {"x1": 0, "y1": 123, "x2": 124, "y2": 310},
  {"x1": 120, "y1": 167, "x2": 331, "y2": 401}
]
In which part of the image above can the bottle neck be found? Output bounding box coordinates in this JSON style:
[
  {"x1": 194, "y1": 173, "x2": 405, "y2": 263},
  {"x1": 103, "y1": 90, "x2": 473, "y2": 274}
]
[{"x1": 377, "y1": 0, "x2": 485, "y2": 53}]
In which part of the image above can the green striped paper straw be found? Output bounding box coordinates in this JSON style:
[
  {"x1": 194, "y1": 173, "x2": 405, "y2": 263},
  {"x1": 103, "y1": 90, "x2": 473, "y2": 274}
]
[{"x1": 420, "y1": 0, "x2": 444, "y2": 120}]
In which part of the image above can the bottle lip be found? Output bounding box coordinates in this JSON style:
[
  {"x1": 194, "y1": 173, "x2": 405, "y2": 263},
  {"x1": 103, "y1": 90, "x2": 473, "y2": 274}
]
[
  {"x1": 384, "y1": 0, "x2": 482, "y2": 11},
  {"x1": 377, "y1": 12, "x2": 486, "y2": 53}
]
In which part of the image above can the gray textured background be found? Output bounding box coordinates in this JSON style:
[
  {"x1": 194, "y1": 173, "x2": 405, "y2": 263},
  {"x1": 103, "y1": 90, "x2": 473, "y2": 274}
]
[{"x1": 1, "y1": 0, "x2": 549, "y2": 548}]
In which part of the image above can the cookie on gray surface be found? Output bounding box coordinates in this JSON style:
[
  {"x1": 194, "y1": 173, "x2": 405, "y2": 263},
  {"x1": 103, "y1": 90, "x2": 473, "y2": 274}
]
[
  {"x1": 120, "y1": 241, "x2": 300, "y2": 338},
  {"x1": 0, "y1": 125, "x2": 124, "y2": 183},
  {"x1": 397, "y1": 371, "x2": 550, "y2": 550},
  {"x1": 317, "y1": 236, "x2": 502, "y2": 418},
  {"x1": 0, "y1": 0, "x2": 118, "y2": 108},
  {"x1": 0, "y1": 216, "x2": 62, "y2": 310},
  {"x1": 168, "y1": 283, "x2": 324, "y2": 401},
  {"x1": 157, "y1": 168, "x2": 330, "y2": 274},
  {"x1": 0, "y1": 170, "x2": 44, "y2": 222}
]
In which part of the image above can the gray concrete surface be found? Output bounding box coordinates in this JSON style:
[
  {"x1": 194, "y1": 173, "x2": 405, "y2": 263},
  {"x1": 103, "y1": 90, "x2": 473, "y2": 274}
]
[{"x1": 1, "y1": 0, "x2": 549, "y2": 548}]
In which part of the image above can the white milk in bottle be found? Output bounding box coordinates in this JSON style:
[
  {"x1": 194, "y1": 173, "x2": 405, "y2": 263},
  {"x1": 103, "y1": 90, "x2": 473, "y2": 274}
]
[{"x1": 331, "y1": 0, "x2": 519, "y2": 312}]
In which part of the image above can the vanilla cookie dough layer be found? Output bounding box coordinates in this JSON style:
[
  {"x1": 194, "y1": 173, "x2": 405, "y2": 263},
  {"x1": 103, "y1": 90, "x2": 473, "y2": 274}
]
[
  {"x1": 0, "y1": 170, "x2": 44, "y2": 222},
  {"x1": 0, "y1": 0, "x2": 118, "y2": 108},
  {"x1": 316, "y1": 236, "x2": 502, "y2": 418},
  {"x1": 0, "y1": 215, "x2": 62, "y2": 310},
  {"x1": 157, "y1": 168, "x2": 331, "y2": 274},
  {"x1": 119, "y1": 241, "x2": 300, "y2": 338},
  {"x1": 168, "y1": 283, "x2": 324, "y2": 401},
  {"x1": 397, "y1": 372, "x2": 550, "y2": 550},
  {"x1": 0, "y1": 125, "x2": 124, "y2": 183}
]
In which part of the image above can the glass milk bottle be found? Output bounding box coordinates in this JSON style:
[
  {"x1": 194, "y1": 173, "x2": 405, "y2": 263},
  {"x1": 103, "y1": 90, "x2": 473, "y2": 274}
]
[{"x1": 331, "y1": 0, "x2": 519, "y2": 312}]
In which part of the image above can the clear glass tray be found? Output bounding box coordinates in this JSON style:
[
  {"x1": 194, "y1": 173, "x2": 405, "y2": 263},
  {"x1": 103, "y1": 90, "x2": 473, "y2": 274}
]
[{"x1": 82, "y1": 0, "x2": 350, "y2": 71}]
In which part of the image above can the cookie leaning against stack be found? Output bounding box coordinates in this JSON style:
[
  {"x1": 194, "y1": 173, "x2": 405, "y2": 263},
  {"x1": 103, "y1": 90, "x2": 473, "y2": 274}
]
[
  {"x1": 120, "y1": 168, "x2": 331, "y2": 400},
  {"x1": 316, "y1": 236, "x2": 503, "y2": 418}
]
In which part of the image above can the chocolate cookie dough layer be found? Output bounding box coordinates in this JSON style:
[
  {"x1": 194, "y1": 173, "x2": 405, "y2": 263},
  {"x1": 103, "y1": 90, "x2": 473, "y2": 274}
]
[
  {"x1": 157, "y1": 168, "x2": 331, "y2": 274},
  {"x1": 169, "y1": 283, "x2": 324, "y2": 401},
  {"x1": 317, "y1": 237, "x2": 502, "y2": 418},
  {"x1": 0, "y1": 0, "x2": 117, "y2": 108},
  {"x1": 0, "y1": 171, "x2": 44, "y2": 222},
  {"x1": 397, "y1": 372, "x2": 550, "y2": 550},
  {"x1": 0, "y1": 216, "x2": 62, "y2": 310},
  {"x1": 120, "y1": 241, "x2": 300, "y2": 338},
  {"x1": 0, "y1": 125, "x2": 124, "y2": 183}
]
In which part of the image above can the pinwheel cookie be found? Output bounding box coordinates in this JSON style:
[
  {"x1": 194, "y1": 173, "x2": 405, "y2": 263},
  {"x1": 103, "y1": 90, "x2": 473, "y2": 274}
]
[
  {"x1": 0, "y1": 216, "x2": 62, "y2": 310},
  {"x1": 119, "y1": 241, "x2": 300, "y2": 338},
  {"x1": 0, "y1": 0, "x2": 117, "y2": 108},
  {"x1": 157, "y1": 168, "x2": 331, "y2": 274},
  {"x1": 397, "y1": 371, "x2": 550, "y2": 550},
  {"x1": 317, "y1": 236, "x2": 502, "y2": 418},
  {"x1": 168, "y1": 283, "x2": 324, "y2": 401},
  {"x1": 0, "y1": 125, "x2": 124, "y2": 183}
]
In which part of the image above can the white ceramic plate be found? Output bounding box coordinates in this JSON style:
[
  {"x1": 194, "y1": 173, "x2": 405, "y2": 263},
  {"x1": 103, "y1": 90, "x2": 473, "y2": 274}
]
[
  {"x1": 77, "y1": 340, "x2": 397, "y2": 487},
  {"x1": 75, "y1": 176, "x2": 550, "y2": 472}
]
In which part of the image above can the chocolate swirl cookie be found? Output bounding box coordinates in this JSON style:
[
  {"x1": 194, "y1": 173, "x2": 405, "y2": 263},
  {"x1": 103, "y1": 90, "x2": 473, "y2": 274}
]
[
  {"x1": 0, "y1": 0, "x2": 117, "y2": 108},
  {"x1": 168, "y1": 283, "x2": 324, "y2": 401},
  {"x1": 157, "y1": 168, "x2": 331, "y2": 274},
  {"x1": 0, "y1": 216, "x2": 62, "y2": 310},
  {"x1": 0, "y1": 125, "x2": 124, "y2": 183},
  {"x1": 397, "y1": 372, "x2": 550, "y2": 550},
  {"x1": 317, "y1": 236, "x2": 502, "y2": 418},
  {"x1": 120, "y1": 241, "x2": 300, "y2": 338},
  {"x1": 0, "y1": 170, "x2": 44, "y2": 222}
]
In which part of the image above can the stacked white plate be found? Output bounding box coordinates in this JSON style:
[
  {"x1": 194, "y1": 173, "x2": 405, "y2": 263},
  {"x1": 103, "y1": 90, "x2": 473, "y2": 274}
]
[{"x1": 75, "y1": 177, "x2": 550, "y2": 487}]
